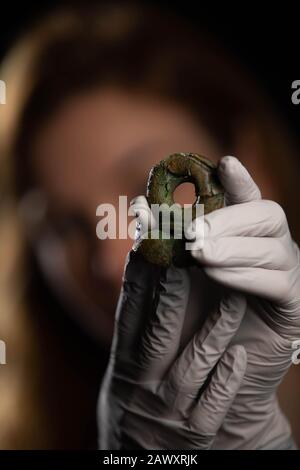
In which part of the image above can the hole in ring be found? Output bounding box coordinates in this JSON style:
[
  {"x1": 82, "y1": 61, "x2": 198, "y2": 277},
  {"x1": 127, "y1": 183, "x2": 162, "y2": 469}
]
[{"x1": 173, "y1": 182, "x2": 197, "y2": 206}]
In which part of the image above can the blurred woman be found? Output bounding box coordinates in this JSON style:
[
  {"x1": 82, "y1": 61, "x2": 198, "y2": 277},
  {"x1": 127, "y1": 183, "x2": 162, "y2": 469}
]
[{"x1": 0, "y1": 2, "x2": 299, "y2": 448}]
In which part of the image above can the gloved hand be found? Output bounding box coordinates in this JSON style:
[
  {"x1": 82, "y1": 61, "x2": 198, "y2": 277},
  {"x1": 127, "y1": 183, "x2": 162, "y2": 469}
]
[
  {"x1": 188, "y1": 156, "x2": 300, "y2": 449},
  {"x1": 98, "y1": 249, "x2": 247, "y2": 450}
]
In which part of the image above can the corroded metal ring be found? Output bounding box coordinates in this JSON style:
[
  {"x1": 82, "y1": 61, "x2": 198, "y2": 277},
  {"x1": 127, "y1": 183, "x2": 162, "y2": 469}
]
[{"x1": 136, "y1": 153, "x2": 224, "y2": 266}]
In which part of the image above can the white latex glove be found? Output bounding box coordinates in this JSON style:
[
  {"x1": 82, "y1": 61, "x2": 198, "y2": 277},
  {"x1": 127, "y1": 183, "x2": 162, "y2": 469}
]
[
  {"x1": 98, "y1": 250, "x2": 247, "y2": 449},
  {"x1": 189, "y1": 156, "x2": 300, "y2": 449}
]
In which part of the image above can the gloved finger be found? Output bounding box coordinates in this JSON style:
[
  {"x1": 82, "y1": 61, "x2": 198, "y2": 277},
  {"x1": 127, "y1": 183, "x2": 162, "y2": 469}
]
[
  {"x1": 159, "y1": 292, "x2": 247, "y2": 411},
  {"x1": 191, "y1": 234, "x2": 297, "y2": 271},
  {"x1": 204, "y1": 265, "x2": 297, "y2": 303},
  {"x1": 130, "y1": 195, "x2": 157, "y2": 235},
  {"x1": 189, "y1": 199, "x2": 288, "y2": 240},
  {"x1": 112, "y1": 250, "x2": 159, "y2": 371},
  {"x1": 189, "y1": 344, "x2": 247, "y2": 439},
  {"x1": 137, "y1": 265, "x2": 191, "y2": 384},
  {"x1": 218, "y1": 156, "x2": 261, "y2": 205}
]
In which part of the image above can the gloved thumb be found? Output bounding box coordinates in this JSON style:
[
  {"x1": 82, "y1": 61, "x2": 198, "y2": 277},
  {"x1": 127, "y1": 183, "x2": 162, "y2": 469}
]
[{"x1": 218, "y1": 156, "x2": 261, "y2": 205}]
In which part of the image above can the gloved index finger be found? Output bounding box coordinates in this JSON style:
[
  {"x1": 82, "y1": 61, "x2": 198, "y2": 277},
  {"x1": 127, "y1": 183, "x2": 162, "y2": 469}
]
[
  {"x1": 112, "y1": 250, "x2": 159, "y2": 372},
  {"x1": 218, "y1": 156, "x2": 261, "y2": 205},
  {"x1": 137, "y1": 264, "x2": 190, "y2": 384}
]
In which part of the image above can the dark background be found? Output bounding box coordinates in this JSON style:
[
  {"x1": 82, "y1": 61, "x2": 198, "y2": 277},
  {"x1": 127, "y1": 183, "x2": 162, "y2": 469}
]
[{"x1": 1, "y1": 1, "x2": 299, "y2": 146}]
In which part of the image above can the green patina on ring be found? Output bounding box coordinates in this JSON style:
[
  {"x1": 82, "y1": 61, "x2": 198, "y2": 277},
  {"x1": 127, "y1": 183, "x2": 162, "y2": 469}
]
[{"x1": 135, "y1": 152, "x2": 224, "y2": 267}]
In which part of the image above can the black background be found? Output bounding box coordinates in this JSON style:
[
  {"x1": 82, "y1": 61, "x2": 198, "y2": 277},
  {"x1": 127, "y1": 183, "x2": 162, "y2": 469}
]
[{"x1": 0, "y1": 1, "x2": 299, "y2": 146}]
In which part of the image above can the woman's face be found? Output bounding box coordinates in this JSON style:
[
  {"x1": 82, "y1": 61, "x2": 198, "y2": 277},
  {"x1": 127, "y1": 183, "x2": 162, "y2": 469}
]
[{"x1": 28, "y1": 87, "x2": 222, "y2": 342}]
